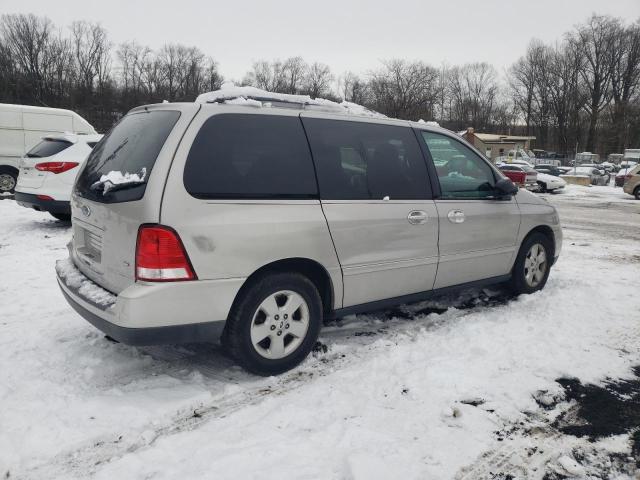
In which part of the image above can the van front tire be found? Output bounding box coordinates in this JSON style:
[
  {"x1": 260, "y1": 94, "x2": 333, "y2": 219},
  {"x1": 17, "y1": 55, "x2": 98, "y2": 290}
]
[
  {"x1": 223, "y1": 272, "x2": 322, "y2": 376},
  {"x1": 510, "y1": 232, "x2": 553, "y2": 295}
]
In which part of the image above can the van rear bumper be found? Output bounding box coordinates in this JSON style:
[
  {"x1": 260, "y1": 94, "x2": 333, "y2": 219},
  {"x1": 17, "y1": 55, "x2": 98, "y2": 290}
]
[
  {"x1": 58, "y1": 283, "x2": 224, "y2": 345},
  {"x1": 15, "y1": 191, "x2": 70, "y2": 214},
  {"x1": 55, "y1": 258, "x2": 242, "y2": 345}
]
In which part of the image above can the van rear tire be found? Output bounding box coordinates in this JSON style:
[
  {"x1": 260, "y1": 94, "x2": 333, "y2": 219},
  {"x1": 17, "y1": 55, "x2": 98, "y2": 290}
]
[{"x1": 222, "y1": 272, "x2": 322, "y2": 376}]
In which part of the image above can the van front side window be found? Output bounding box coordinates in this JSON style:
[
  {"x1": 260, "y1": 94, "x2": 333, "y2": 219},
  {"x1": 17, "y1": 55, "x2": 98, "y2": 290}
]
[{"x1": 421, "y1": 131, "x2": 497, "y2": 199}]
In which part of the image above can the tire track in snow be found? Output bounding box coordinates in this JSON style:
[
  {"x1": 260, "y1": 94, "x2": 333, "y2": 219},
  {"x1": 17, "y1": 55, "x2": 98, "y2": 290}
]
[
  {"x1": 19, "y1": 349, "x2": 349, "y2": 480},
  {"x1": 19, "y1": 299, "x2": 490, "y2": 480}
]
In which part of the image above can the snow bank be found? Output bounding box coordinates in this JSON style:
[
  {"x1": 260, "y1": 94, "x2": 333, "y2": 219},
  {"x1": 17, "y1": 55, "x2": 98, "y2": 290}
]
[
  {"x1": 196, "y1": 83, "x2": 386, "y2": 118},
  {"x1": 55, "y1": 257, "x2": 116, "y2": 307}
]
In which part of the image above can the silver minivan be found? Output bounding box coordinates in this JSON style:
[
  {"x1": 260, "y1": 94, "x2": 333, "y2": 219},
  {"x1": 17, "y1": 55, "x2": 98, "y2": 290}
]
[{"x1": 56, "y1": 98, "x2": 562, "y2": 375}]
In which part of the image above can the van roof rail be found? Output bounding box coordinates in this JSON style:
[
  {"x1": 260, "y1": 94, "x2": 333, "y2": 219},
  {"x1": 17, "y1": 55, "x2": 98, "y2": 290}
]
[
  {"x1": 205, "y1": 94, "x2": 347, "y2": 113},
  {"x1": 196, "y1": 86, "x2": 386, "y2": 118}
]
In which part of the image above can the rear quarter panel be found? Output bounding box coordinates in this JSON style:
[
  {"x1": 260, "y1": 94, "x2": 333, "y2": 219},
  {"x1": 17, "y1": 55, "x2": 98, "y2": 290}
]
[{"x1": 160, "y1": 106, "x2": 344, "y2": 308}]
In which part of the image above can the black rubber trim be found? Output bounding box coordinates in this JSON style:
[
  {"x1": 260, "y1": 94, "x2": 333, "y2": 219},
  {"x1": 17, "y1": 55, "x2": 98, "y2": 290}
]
[
  {"x1": 331, "y1": 274, "x2": 512, "y2": 318},
  {"x1": 58, "y1": 280, "x2": 225, "y2": 346},
  {"x1": 14, "y1": 192, "x2": 70, "y2": 214}
]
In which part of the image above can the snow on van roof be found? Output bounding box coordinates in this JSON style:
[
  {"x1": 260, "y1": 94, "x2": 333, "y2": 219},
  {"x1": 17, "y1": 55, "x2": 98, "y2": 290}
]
[{"x1": 196, "y1": 83, "x2": 386, "y2": 119}]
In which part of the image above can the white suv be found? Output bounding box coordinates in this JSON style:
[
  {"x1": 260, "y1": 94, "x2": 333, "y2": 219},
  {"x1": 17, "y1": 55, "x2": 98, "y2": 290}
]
[
  {"x1": 15, "y1": 133, "x2": 103, "y2": 220},
  {"x1": 55, "y1": 90, "x2": 562, "y2": 375}
]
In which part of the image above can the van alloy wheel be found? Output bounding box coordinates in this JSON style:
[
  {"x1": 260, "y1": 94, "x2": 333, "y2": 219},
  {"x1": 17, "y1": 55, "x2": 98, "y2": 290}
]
[
  {"x1": 223, "y1": 272, "x2": 322, "y2": 376},
  {"x1": 524, "y1": 243, "x2": 547, "y2": 288},
  {"x1": 0, "y1": 173, "x2": 16, "y2": 193},
  {"x1": 250, "y1": 290, "x2": 310, "y2": 359}
]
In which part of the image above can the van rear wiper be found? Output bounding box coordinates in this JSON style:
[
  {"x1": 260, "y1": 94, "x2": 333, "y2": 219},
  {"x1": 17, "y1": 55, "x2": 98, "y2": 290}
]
[{"x1": 90, "y1": 168, "x2": 147, "y2": 195}]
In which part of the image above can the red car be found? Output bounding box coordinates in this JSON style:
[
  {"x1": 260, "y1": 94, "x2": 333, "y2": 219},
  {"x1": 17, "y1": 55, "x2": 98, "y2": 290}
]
[{"x1": 498, "y1": 164, "x2": 539, "y2": 191}]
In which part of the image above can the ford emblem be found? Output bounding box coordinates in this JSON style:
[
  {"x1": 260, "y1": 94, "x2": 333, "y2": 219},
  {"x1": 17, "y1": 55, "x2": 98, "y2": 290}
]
[{"x1": 81, "y1": 205, "x2": 91, "y2": 217}]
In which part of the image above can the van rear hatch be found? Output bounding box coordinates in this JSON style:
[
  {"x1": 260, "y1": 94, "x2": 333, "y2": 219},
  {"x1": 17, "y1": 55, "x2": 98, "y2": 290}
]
[{"x1": 71, "y1": 104, "x2": 200, "y2": 294}]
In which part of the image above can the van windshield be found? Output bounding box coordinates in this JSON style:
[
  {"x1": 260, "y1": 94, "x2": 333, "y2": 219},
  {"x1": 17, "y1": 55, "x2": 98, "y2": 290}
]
[{"x1": 75, "y1": 110, "x2": 180, "y2": 203}]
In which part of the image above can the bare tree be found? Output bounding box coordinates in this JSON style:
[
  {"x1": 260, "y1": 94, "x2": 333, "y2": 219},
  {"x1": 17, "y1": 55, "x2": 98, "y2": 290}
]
[
  {"x1": 509, "y1": 42, "x2": 539, "y2": 135},
  {"x1": 610, "y1": 21, "x2": 640, "y2": 151},
  {"x1": 70, "y1": 21, "x2": 111, "y2": 94},
  {"x1": 201, "y1": 57, "x2": 223, "y2": 92},
  {"x1": 339, "y1": 71, "x2": 369, "y2": 104},
  {"x1": 448, "y1": 62, "x2": 499, "y2": 131},
  {"x1": 117, "y1": 41, "x2": 152, "y2": 97},
  {"x1": 368, "y1": 59, "x2": 440, "y2": 120},
  {"x1": 0, "y1": 14, "x2": 72, "y2": 104},
  {"x1": 282, "y1": 56, "x2": 307, "y2": 94},
  {"x1": 569, "y1": 14, "x2": 619, "y2": 152},
  {"x1": 244, "y1": 59, "x2": 286, "y2": 92},
  {"x1": 547, "y1": 42, "x2": 588, "y2": 155},
  {"x1": 243, "y1": 57, "x2": 308, "y2": 94},
  {"x1": 303, "y1": 62, "x2": 333, "y2": 98}
]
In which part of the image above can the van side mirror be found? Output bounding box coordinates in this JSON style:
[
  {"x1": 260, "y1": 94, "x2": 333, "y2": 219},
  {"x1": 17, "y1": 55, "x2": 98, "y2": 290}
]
[{"x1": 495, "y1": 178, "x2": 519, "y2": 197}]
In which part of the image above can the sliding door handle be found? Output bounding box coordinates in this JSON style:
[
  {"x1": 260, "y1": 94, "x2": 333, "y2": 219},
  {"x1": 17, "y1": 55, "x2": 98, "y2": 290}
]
[
  {"x1": 447, "y1": 209, "x2": 465, "y2": 223},
  {"x1": 407, "y1": 210, "x2": 428, "y2": 225}
]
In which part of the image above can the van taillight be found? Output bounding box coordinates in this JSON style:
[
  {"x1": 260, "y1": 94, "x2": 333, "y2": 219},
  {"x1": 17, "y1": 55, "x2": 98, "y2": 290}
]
[
  {"x1": 35, "y1": 162, "x2": 79, "y2": 174},
  {"x1": 135, "y1": 226, "x2": 196, "y2": 282}
]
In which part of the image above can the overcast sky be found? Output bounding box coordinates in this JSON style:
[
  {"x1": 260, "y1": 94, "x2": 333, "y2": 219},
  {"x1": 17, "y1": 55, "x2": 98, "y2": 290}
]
[{"x1": 5, "y1": 0, "x2": 640, "y2": 80}]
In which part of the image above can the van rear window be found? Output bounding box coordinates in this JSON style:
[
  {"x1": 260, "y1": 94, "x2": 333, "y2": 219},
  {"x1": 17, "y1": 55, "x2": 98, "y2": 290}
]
[
  {"x1": 75, "y1": 110, "x2": 180, "y2": 203},
  {"x1": 26, "y1": 139, "x2": 72, "y2": 158}
]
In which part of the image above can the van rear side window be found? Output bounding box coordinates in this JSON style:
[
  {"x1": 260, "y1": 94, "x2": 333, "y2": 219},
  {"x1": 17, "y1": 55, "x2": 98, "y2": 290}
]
[
  {"x1": 184, "y1": 114, "x2": 317, "y2": 199},
  {"x1": 26, "y1": 139, "x2": 72, "y2": 158},
  {"x1": 302, "y1": 118, "x2": 431, "y2": 200},
  {"x1": 75, "y1": 110, "x2": 180, "y2": 203}
]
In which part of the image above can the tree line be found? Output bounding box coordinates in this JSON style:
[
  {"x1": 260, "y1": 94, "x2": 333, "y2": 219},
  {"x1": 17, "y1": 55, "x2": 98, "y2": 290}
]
[{"x1": 1, "y1": 13, "x2": 638, "y2": 156}]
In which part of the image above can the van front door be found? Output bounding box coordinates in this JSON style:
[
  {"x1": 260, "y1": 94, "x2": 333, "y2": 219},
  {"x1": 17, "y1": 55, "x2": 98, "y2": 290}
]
[
  {"x1": 302, "y1": 115, "x2": 439, "y2": 307},
  {"x1": 418, "y1": 130, "x2": 521, "y2": 289}
]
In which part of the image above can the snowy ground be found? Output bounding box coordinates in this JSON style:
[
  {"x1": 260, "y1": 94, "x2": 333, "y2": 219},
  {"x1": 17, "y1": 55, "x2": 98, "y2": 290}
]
[{"x1": 1, "y1": 184, "x2": 639, "y2": 479}]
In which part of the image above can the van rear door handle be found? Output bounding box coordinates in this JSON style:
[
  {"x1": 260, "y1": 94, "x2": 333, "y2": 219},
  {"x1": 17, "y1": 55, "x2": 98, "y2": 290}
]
[{"x1": 407, "y1": 210, "x2": 428, "y2": 225}]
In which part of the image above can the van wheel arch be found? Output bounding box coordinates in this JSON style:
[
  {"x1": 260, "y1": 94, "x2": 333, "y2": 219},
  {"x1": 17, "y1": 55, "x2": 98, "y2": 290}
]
[
  {"x1": 230, "y1": 258, "x2": 335, "y2": 318},
  {"x1": 519, "y1": 225, "x2": 556, "y2": 264}
]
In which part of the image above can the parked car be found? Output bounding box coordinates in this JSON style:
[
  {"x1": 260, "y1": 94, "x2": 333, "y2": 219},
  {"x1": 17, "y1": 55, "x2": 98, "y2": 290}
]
[
  {"x1": 535, "y1": 165, "x2": 563, "y2": 177},
  {"x1": 498, "y1": 164, "x2": 539, "y2": 190},
  {"x1": 14, "y1": 133, "x2": 103, "y2": 221},
  {"x1": 0, "y1": 103, "x2": 96, "y2": 194},
  {"x1": 572, "y1": 166, "x2": 608, "y2": 185},
  {"x1": 536, "y1": 172, "x2": 566, "y2": 193},
  {"x1": 55, "y1": 92, "x2": 562, "y2": 376},
  {"x1": 579, "y1": 164, "x2": 611, "y2": 183},
  {"x1": 615, "y1": 163, "x2": 639, "y2": 187},
  {"x1": 599, "y1": 162, "x2": 616, "y2": 173},
  {"x1": 621, "y1": 165, "x2": 640, "y2": 198}
]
